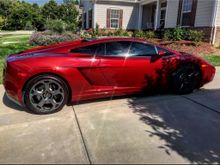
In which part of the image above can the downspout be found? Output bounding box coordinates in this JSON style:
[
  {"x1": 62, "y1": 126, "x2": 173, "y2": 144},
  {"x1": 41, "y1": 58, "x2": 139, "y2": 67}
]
[{"x1": 211, "y1": 0, "x2": 218, "y2": 45}]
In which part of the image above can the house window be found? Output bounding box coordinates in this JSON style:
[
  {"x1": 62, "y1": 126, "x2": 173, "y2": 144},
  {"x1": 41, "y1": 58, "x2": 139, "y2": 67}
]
[
  {"x1": 110, "y1": 9, "x2": 120, "y2": 28},
  {"x1": 181, "y1": 0, "x2": 193, "y2": 26},
  {"x1": 182, "y1": 0, "x2": 193, "y2": 12}
]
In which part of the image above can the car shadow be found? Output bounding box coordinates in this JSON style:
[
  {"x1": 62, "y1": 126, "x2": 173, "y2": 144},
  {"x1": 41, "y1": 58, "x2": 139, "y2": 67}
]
[
  {"x1": 127, "y1": 88, "x2": 220, "y2": 164},
  {"x1": 2, "y1": 93, "x2": 25, "y2": 112}
]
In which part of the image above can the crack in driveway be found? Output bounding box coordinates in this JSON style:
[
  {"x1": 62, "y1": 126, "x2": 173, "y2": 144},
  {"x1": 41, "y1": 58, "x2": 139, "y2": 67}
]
[{"x1": 72, "y1": 106, "x2": 92, "y2": 164}]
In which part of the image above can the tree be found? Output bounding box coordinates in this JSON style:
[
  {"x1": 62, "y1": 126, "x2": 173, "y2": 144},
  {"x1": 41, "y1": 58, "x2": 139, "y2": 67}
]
[
  {"x1": 0, "y1": 16, "x2": 7, "y2": 30},
  {"x1": 41, "y1": 0, "x2": 59, "y2": 20},
  {"x1": 59, "y1": 0, "x2": 79, "y2": 31},
  {"x1": 63, "y1": 0, "x2": 79, "y2": 5}
]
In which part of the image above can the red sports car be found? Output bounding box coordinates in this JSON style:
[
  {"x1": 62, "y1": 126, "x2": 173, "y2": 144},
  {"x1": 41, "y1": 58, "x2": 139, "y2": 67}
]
[{"x1": 3, "y1": 38, "x2": 215, "y2": 114}]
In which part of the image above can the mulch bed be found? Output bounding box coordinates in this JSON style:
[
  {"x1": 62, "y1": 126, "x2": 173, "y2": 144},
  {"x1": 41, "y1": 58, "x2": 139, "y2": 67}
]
[{"x1": 148, "y1": 39, "x2": 217, "y2": 56}]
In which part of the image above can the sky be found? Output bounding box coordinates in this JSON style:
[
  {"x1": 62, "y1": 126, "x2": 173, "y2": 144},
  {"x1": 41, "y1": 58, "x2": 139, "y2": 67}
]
[{"x1": 23, "y1": 0, "x2": 64, "y2": 5}]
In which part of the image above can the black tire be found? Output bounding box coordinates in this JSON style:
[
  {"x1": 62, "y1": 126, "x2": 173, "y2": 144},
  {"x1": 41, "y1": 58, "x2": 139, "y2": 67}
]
[
  {"x1": 24, "y1": 75, "x2": 69, "y2": 114},
  {"x1": 171, "y1": 64, "x2": 201, "y2": 95}
]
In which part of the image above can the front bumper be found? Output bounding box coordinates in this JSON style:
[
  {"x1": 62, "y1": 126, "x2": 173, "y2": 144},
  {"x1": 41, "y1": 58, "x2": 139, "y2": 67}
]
[{"x1": 201, "y1": 64, "x2": 216, "y2": 85}]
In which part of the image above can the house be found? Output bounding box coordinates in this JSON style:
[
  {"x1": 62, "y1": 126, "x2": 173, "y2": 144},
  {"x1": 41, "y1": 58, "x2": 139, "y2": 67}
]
[{"x1": 80, "y1": 0, "x2": 220, "y2": 45}]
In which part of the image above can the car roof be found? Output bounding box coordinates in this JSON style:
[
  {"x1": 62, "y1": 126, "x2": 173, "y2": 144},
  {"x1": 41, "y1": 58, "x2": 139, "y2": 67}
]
[{"x1": 88, "y1": 37, "x2": 145, "y2": 43}]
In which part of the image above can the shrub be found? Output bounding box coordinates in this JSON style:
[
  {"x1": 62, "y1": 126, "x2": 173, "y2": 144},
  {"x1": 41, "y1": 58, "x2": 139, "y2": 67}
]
[
  {"x1": 132, "y1": 30, "x2": 145, "y2": 38},
  {"x1": 188, "y1": 30, "x2": 204, "y2": 43},
  {"x1": 144, "y1": 31, "x2": 155, "y2": 39},
  {"x1": 66, "y1": 23, "x2": 77, "y2": 32},
  {"x1": 172, "y1": 27, "x2": 185, "y2": 41},
  {"x1": 94, "y1": 23, "x2": 100, "y2": 36},
  {"x1": 163, "y1": 27, "x2": 188, "y2": 41},
  {"x1": 46, "y1": 19, "x2": 67, "y2": 34},
  {"x1": 163, "y1": 29, "x2": 173, "y2": 40},
  {"x1": 114, "y1": 28, "x2": 125, "y2": 36},
  {"x1": 0, "y1": 16, "x2": 7, "y2": 30},
  {"x1": 29, "y1": 32, "x2": 81, "y2": 46},
  {"x1": 24, "y1": 21, "x2": 35, "y2": 30},
  {"x1": 107, "y1": 31, "x2": 114, "y2": 36}
]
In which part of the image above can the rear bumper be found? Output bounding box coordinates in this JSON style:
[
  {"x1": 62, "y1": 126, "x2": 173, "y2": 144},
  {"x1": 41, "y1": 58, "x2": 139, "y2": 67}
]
[{"x1": 3, "y1": 62, "x2": 28, "y2": 105}]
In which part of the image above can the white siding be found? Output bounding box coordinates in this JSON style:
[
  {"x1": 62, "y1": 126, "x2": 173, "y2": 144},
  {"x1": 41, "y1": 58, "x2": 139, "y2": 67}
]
[
  {"x1": 95, "y1": 2, "x2": 139, "y2": 29},
  {"x1": 165, "y1": 0, "x2": 179, "y2": 28},
  {"x1": 195, "y1": 0, "x2": 215, "y2": 27},
  {"x1": 215, "y1": 0, "x2": 220, "y2": 26}
]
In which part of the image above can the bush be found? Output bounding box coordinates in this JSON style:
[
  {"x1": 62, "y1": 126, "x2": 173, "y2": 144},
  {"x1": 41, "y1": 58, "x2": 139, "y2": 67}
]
[
  {"x1": 163, "y1": 27, "x2": 188, "y2": 41},
  {"x1": 163, "y1": 29, "x2": 173, "y2": 40},
  {"x1": 188, "y1": 30, "x2": 204, "y2": 43},
  {"x1": 29, "y1": 31, "x2": 81, "y2": 46},
  {"x1": 24, "y1": 21, "x2": 35, "y2": 30},
  {"x1": 0, "y1": 16, "x2": 7, "y2": 30},
  {"x1": 132, "y1": 30, "x2": 145, "y2": 38},
  {"x1": 113, "y1": 29, "x2": 130, "y2": 37},
  {"x1": 172, "y1": 27, "x2": 185, "y2": 41},
  {"x1": 144, "y1": 31, "x2": 155, "y2": 39},
  {"x1": 46, "y1": 19, "x2": 67, "y2": 34},
  {"x1": 66, "y1": 22, "x2": 77, "y2": 32}
]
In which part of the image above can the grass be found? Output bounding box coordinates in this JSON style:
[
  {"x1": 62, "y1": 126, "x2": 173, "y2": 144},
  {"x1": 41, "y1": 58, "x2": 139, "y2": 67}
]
[
  {"x1": 203, "y1": 55, "x2": 220, "y2": 66},
  {"x1": 0, "y1": 34, "x2": 32, "y2": 83}
]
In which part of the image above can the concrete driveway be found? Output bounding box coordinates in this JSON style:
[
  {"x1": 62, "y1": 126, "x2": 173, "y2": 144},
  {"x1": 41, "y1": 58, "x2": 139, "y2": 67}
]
[{"x1": 0, "y1": 68, "x2": 220, "y2": 164}]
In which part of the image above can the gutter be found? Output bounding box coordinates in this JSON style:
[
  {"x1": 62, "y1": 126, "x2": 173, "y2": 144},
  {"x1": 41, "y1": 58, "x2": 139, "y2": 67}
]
[{"x1": 211, "y1": 0, "x2": 219, "y2": 45}]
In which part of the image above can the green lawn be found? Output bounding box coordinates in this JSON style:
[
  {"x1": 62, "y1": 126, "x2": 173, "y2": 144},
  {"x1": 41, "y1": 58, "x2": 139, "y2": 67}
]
[
  {"x1": 0, "y1": 34, "x2": 32, "y2": 83},
  {"x1": 203, "y1": 55, "x2": 220, "y2": 66}
]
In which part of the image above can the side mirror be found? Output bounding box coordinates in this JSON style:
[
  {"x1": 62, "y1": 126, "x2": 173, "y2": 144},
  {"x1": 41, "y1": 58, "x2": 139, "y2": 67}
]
[{"x1": 158, "y1": 50, "x2": 166, "y2": 56}]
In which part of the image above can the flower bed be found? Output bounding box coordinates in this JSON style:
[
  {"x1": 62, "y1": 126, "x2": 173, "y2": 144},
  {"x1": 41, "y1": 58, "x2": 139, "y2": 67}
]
[{"x1": 29, "y1": 31, "x2": 81, "y2": 46}]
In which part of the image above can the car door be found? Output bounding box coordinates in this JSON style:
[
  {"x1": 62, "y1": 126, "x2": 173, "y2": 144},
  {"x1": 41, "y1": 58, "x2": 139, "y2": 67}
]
[
  {"x1": 99, "y1": 41, "x2": 165, "y2": 93},
  {"x1": 70, "y1": 43, "x2": 109, "y2": 95},
  {"x1": 98, "y1": 41, "x2": 133, "y2": 88}
]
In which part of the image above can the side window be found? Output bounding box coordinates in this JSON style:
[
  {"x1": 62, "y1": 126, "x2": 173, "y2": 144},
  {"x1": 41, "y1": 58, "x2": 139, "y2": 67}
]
[
  {"x1": 129, "y1": 42, "x2": 157, "y2": 56},
  {"x1": 71, "y1": 45, "x2": 97, "y2": 54},
  {"x1": 96, "y1": 43, "x2": 105, "y2": 55},
  {"x1": 156, "y1": 46, "x2": 173, "y2": 56},
  {"x1": 106, "y1": 41, "x2": 131, "y2": 56}
]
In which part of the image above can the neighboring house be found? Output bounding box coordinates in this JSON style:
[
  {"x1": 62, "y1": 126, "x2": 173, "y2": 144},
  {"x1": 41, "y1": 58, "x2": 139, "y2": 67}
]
[{"x1": 80, "y1": 0, "x2": 220, "y2": 45}]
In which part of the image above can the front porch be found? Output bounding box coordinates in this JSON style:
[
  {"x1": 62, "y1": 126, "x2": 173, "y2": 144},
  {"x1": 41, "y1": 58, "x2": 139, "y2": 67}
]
[{"x1": 138, "y1": 0, "x2": 167, "y2": 30}]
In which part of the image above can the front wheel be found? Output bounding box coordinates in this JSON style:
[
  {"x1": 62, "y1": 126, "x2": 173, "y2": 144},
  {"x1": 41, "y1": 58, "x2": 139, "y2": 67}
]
[
  {"x1": 24, "y1": 75, "x2": 69, "y2": 114},
  {"x1": 171, "y1": 64, "x2": 201, "y2": 95}
]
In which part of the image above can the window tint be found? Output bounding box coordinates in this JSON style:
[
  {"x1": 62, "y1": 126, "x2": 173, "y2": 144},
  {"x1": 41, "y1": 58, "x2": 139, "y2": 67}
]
[
  {"x1": 96, "y1": 43, "x2": 105, "y2": 55},
  {"x1": 156, "y1": 46, "x2": 173, "y2": 56},
  {"x1": 71, "y1": 45, "x2": 97, "y2": 54},
  {"x1": 129, "y1": 42, "x2": 157, "y2": 56},
  {"x1": 106, "y1": 41, "x2": 131, "y2": 56}
]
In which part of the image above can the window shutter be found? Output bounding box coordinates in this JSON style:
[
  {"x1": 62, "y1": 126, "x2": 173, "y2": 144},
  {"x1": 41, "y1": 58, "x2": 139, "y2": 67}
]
[
  {"x1": 119, "y1": 9, "x2": 123, "y2": 28},
  {"x1": 177, "y1": 0, "x2": 183, "y2": 26},
  {"x1": 106, "y1": 9, "x2": 111, "y2": 28},
  {"x1": 190, "y1": 0, "x2": 198, "y2": 26}
]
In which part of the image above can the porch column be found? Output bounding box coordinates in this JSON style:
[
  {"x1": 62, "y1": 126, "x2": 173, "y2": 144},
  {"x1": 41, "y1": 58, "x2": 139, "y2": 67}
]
[
  {"x1": 154, "y1": 0, "x2": 160, "y2": 30},
  {"x1": 138, "y1": 4, "x2": 143, "y2": 30}
]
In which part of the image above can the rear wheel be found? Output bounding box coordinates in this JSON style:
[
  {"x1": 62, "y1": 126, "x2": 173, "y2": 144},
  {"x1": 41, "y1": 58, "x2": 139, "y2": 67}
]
[
  {"x1": 171, "y1": 64, "x2": 201, "y2": 95},
  {"x1": 24, "y1": 75, "x2": 69, "y2": 114}
]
